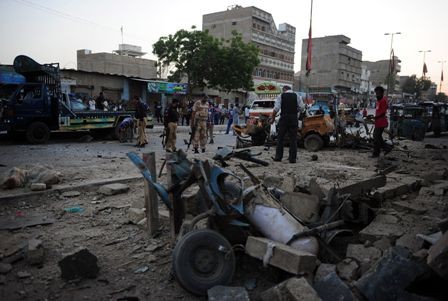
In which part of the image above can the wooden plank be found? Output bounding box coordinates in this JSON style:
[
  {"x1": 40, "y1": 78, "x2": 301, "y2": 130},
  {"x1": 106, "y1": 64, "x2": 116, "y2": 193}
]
[
  {"x1": 143, "y1": 152, "x2": 159, "y2": 237},
  {"x1": 166, "y1": 152, "x2": 185, "y2": 244}
]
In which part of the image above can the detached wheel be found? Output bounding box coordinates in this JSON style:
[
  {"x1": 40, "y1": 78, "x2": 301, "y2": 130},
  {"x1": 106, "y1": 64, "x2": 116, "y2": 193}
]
[
  {"x1": 304, "y1": 133, "x2": 324, "y2": 152},
  {"x1": 172, "y1": 229, "x2": 235, "y2": 296},
  {"x1": 26, "y1": 122, "x2": 50, "y2": 144}
]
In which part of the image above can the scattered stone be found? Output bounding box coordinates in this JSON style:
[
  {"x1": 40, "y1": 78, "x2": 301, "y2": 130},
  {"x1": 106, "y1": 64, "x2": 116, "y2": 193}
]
[
  {"x1": 263, "y1": 176, "x2": 282, "y2": 188},
  {"x1": 412, "y1": 249, "x2": 428, "y2": 260},
  {"x1": 26, "y1": 239, "x2": 44, "y2": 266},
  {"x1": 133, "y1": 266, "x2": 149, "y2": 274},
  {"x1": 396, "y1": 234, "x2": 423, "y2": 253},
  {"x1": 244, "y1": 278, "x2": 257, "y2": 291},
  {"x1": 245, "y1": 236, "x2": 316, "y2": 275},
  {"x1": 336, "y1": 258, "x2": 359, "y2": 281},
  {"x1": 355, "y1": 246, "x2": 428, "y2": 301},
  {"x1": 208, "y1": 286, "x2": 250, "y2": 301},
  {"x1": 0, "y1": 263, "x2": 12, "y2": 274},
  {"x1": 260, "y1": 277, "x2": 321, "y2": 301},
  {"x1": 311, "y1": 154, "x2": 318, "y2": 161},
  {"x1": 98, "y1": 183, "x2": 130, "y2": 196},
  {"x1": 314, "y1": 272, "x2": 355, "y2": 301},
  {"x1": 309, "y1": 178, "x2": 325, "y2": 201},
  {"x1": 432, "y1": 181, "x2": 448, "y2": 196},
  {"x1": 417, "y1": 231, "x2": 443, "y2": 245},
  {"x1": 61, "y1": 191, "x2": 81, "y2": 198},
  {"x1": 359, "y1": 215, "x2": 404, "y2": 242},
  {"x1": 58, "y1": 247, "x2": 99, "y2": 280},
  {"x1": 346, "y1": 244, "x2": 382, "y2": 265},
  {"x1": 427, "y1": 230, "x2": 448, "y2": 279},
  {"x1": 373, "y1": 174, "x2": 420, "y2": 201},
  {"x1": 314, "y1": 263, "x2": 336, "y2": 283},
  {"x1": 30, "y1": 183, "x2": 46, "y2": 191},
  {"x1": 280, "y1": 174, "x2": 296, "y2": 192},
  {"x1": 1, "y1": 167, "x2": 26, "y2": 189},
  {"x1": 392, "y1": 200, "x2": 427, "y2": 214},
  {"x1": 128, "y1": 208, "x2": 145, "y2": 225},
  {"x1": 17, "y1": 271, "x2": 31, "y2": 279},
  {"x1": 145, "y1": 243, "x2": 162, "y2": 252},
  {"x1": 373, "y1": 237, "x2": 392, "y2": 251},
  {"x1": 280, "y1": 192, "x2": 320, "y2": 223}
]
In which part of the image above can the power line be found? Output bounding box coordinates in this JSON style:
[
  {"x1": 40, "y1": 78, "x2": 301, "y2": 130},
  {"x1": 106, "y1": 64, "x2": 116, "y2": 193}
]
[{"x1": 11, "y1": 0, "x2": 150, "y2": 44}]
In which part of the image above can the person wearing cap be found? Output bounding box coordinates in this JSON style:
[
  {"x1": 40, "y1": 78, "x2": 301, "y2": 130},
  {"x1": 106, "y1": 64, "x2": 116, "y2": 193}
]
[
  {"x1": 191, "y1": 95, "x2": 209, "y2": 153},
  {"x1": 372, "y1": 86, "x2": 392, "y2": 158},
  {"x1": 271, "y1": 86, "x2": 303, "y2": 163},
  {"x1": 164, "y1": 99, "x2": 179, "y2": 152}
]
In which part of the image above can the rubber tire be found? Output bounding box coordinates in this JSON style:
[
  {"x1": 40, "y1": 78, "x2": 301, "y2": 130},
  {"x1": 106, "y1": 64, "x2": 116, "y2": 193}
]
[
  {"x1": 26, "y1": 122, "x2": 50, "y2": 144},
  {"x1": 172, "y1": 229, "x2": 235, "y2": 296},
  {"x1": 304, "y1": 133, "x2": 324, "y2": 152}
]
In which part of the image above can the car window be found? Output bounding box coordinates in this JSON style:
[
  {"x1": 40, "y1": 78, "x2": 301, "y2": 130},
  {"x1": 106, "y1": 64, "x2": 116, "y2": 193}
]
[
  {"x1": 71, "y1": 100, "x2": 87, "y2": 111},
  {"x1": 251, "y1": 101, "x2": 275, "y2": 109}
]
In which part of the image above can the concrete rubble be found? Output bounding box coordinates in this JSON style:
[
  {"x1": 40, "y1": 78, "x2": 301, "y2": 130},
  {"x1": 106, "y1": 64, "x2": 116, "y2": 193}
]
[
  {"x1": 98, "y1": 183, "x2": 130, "y2": 195},
  {"x1": 58, "y1": 247, "x2": 99, "y2": 280},
  {"x1": 207, "y1": 286, "x2": 250, "y2": 301},
  {"x1": 260, "y1": 277, "x2": 322, "y2": 301}
]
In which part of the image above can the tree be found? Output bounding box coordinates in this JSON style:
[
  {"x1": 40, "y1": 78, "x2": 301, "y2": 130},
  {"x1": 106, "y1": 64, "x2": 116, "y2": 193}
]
[
  {"x1": 153, "y1": 28, "x2": 259, "y2": 94},
  {"x1": 208, "y1": 31, "x2": 260, "y2": 93},
  {"x1": 401, "y1": 74, "x2": 431, "y2": 98},
  {"x1": 435, "y1": 92, "x2": 448, "y2": 102},
  {"x1": 153, "y1": 26, "x2": 221, "y2": 93}
]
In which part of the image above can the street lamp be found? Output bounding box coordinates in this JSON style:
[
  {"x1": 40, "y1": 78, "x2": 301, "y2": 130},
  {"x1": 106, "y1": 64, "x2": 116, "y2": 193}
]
[
  {"x1": 438, "y1": 60, "x2": 446, "y2": 93},
  {"x1": 384, "y1": 32, "x2": 401, "y2": 97},
  {"x1": 419, "y1": 50, "x2": 431, "y2": 78}
]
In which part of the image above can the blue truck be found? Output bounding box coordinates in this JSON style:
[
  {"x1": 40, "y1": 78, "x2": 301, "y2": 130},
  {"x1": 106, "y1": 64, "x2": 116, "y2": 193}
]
[{"x1": 0, "y1": 55, "x2": 152, "y2": 143}]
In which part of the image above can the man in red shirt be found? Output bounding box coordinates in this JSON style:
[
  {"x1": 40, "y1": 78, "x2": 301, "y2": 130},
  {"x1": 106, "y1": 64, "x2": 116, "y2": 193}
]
[{"x1": 372, "y1": 86, "x2": 392, "y2": 158}]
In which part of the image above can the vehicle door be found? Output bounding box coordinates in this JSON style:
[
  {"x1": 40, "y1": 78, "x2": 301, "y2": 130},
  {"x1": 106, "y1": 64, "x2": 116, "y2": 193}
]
[{"x1": 13, "y1": 83, "x2": 46, "y2": 127}]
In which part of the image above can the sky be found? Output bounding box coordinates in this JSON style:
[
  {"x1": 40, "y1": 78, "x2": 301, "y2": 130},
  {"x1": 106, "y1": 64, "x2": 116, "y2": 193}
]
[{"x1": 1, "y1": 0, "x2": 447, "y2": 92}]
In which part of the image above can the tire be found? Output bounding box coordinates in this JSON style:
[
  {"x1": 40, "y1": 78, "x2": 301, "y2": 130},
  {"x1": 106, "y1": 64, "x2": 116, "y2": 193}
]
[
  {"x1": 26, "y1": 122, "x2": 50, "y2": 144},
  {"x1": 172, "y1": 229, "x2": 235, "y2": 296},
  {"x1": 304, "y1": 133, "x2": 324, "y2": 152}
]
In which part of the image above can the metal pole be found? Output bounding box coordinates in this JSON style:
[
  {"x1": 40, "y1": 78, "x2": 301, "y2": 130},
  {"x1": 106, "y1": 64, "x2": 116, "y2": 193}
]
[{"x1": 384, "y1": 32, "x2": 401, "y2": 98}]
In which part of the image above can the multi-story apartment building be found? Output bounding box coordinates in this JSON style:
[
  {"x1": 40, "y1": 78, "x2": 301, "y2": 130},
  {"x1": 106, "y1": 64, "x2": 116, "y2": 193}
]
[
  {"x1": 299, "y1": 35, "x2": 362, "y2": 93},
  {"x1": 203, "y1": 5, "x2": 296, "y2": 95},
  {"x1": 363, "y1": 57, "x2": 401, "y2": 91}
]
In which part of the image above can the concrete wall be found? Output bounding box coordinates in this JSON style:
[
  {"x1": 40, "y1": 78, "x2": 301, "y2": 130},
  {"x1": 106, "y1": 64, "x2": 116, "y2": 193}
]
[
  {"x1": 77, "y1": 50, "x2": 157, "y2": 79},
  {"x1": 300, "y1": 35, "x2": 362, "y2": 91}
]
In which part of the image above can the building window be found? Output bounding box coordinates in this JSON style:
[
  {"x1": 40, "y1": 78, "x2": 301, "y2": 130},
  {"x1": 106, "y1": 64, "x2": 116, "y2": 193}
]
[
  {"x1": 253, "y1": 23, "x2": 256, "y2": 28},
  {"x1": 261, "y1": 26, "x2": 265, "y2": 31},
  {"x1": 232, "y1": 21, "x2": 237, "y2": 25}
]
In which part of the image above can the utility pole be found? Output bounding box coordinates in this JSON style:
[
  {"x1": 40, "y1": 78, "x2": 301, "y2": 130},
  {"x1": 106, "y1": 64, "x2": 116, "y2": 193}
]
[
  {"x1": 419, "y1": 50, "x2": 431, "y2": 78},
  {"x1": 384, "y1": 32, "x2": 401, "y2": 99},
  {"x1": 438, "y1": 60, "x2": 446, "y2": 94}
]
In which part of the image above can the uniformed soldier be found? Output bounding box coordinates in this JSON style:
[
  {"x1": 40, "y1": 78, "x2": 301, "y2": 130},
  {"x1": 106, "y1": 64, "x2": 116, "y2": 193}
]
[
  {"x1": 271, "y1": 86, "x2": 303, "y2": 163},
  {"x1": 134, "y1": 96, "x2": 149, "y2": 147},
  {"x1": 191, "y1": 95, "x2": 209, "y2": 153},
  {"x1": 164, "y1": 99, "x2": 179, "y2": 152}
]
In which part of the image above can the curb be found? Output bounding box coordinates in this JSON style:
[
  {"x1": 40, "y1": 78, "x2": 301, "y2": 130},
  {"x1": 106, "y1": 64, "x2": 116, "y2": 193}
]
[{"x1": 0, "y1": 175, "x2": 143, "y2": 204}]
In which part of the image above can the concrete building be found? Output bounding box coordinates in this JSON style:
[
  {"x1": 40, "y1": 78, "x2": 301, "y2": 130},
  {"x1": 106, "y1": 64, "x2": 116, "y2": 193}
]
[
  {"x1": 363, "y1": 57, "x2": 401, "y2": 90},
  {"x1": 203, "y1": 5, "x2": 296, "y2": 98},
  {"x1": 299, "y1": 35, "x2": 362, "y2": 94},
  {"x1": 77, "y1": 45, "x2": 157, "y2": 79}
]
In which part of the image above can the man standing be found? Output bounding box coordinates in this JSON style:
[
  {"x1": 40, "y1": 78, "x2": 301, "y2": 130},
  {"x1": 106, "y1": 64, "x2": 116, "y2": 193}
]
[
  {"x1": 155, "y1": 102, "x2": 163, "y2": 123},
  {"x1": 207, "y1": 101, "x2": 216, "y2": 144},
  {"x1": 164, "y1": 99, "x2": 179, "y2": 152},
  {"x1": 225, "y1": 104, "x2": 234, "y2": 134},
  {"x1": 372, "y1": 86, "x2": 392, "y2": 158},
  {"x1": 244, "y1": 105, "x2": 250, "y2": 124},
  {"x1": 96, "y1": 92, "x2": 105, "y2": 111},
  {"x1": 134, "y1": 96, "x2": 148, "y2": 147},
  {"x1": 191, "y1": 95, "x2": 209, "y2": 153},
  {"x1": 272, "y1": 86, "x2": 303, "y2": 163}
]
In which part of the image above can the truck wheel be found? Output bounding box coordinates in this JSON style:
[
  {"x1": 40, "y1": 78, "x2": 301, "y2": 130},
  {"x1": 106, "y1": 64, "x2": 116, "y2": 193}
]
[
  {"x1": 304, "y1": 134, "x2": 324, "y2": 152},
  {"x1": 26, "y1": 122, "x2": 50, "y2": 144},
  {"x1": 172, "y1": 229, "x2": 235, "y2": 296}
]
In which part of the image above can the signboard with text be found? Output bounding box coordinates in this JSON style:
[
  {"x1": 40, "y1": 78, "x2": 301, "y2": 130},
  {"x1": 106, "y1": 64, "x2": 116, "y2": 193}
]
[{"x1": 147, "y1": 81, "x2": 188, "y2": 94}]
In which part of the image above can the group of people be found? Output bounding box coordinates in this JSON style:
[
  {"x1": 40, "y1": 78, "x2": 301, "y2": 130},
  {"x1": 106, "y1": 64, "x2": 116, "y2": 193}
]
[
  {"x1": 118, "y1": 85, "x2": 393, "y2": 161},
  {"x1": 81, "y1": 92, "x2": 124, "y2": 112}
]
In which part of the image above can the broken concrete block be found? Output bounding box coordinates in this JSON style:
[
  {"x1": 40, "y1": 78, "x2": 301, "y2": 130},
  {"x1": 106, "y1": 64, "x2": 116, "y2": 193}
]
[
  {"x1": 61, "y1": 191, "x2": 81, "y2": 198},
  {"x1": 373, "y1": 174, "x2": 420, "y2": 201},
  {"x1": 373, "y1": 237, "x2": 392, "y2": 251},
  {"x1": 392, "y1": 200, "x2": 427, "y2": 214},
  {"x1": 336, "y1": 258, "x2": 359, "y2": 281},
  {"x1": 314, "y1": 272, "x2": 355, "y2": 301},
  {"x1": 263, "y1": 176, "x2": 282, "y2": 188},
  {"x1": 260, "y1": 277, "x2": 322, "y2": 301},
  {"x1": 207, "y1": 286, "x2": 250, "y2": 301},
  {"x1": 0, "y1": 263, "x2": 12, "y2": 274},
  {"x1": 245, "y1": 236, "x2": 316, "y2": 275},
  {"x1": 427, "y1": 231, "x2": 448, "y2": 280},
  {"x1": 128, "y1": 208, "x2": 145, "y2": 225},
  {"x1": 359, "y1": 215, "x2": 404, "y2": 242},
  {"x1": 396, "y1": 234, "x2": 423, "y2": 253},
  {"x1": 431, "y1": 181, "x2": 448, "y2": 196},
  {"x1": 26, "y1": 239, "x2": 44, "y2": 266},
  {"x1": 27, "y1": 164, "x2": 62, "y2": 185},
  {"x1": 355, "y1": 246, "x2": 428, "y2": 301},
  {"x1": 309, "y1": 178, "x2": 326, "y2": 201},
  {"x1": 421, "y1": 169, "x2": 448, "y2": 184},
  {"x1": 346, "y1": 244, "x2": 382, "y2": 265},
  {"x1": 58, "y1": 247, "x2": 99, "y2": 280},
  {"x1": 30, "y1": 183, "x2": 46, "y2": 191},
  {"x1": 280, "y1": 174, "x2": 296, "y2": 192},
  {"x1": 280, "y1": 192, "x2": 320, "y2": 223},
  {"x1": 17, "y1": 271, "x2": 31, "y2": 279},
  {"x1": 314, "y1": 263, "x2": 336, "y2": 283},
  {"x1": 98, "y1": 183, "x2": 129, "y2": 196}
]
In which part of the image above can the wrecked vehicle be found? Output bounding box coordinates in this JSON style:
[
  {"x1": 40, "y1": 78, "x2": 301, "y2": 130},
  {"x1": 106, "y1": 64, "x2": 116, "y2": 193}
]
[
  {"x1": 128, "y1": 150, "x2": 323, "y2": 295},
  {"x1": 234, "y1": 111, "x2": 334, "y2": 152}
]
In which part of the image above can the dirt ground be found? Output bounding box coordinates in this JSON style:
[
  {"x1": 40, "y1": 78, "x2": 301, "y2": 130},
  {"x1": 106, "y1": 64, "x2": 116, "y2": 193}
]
[{"x1": 0, "y1": 130, "x2": 448, "y2": 300}]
